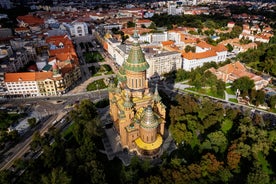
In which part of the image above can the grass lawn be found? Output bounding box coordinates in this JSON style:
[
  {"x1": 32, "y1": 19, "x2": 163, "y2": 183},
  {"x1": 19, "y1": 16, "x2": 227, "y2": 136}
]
[
  {"x1": 186, "y1": 87, "x2": 224, "y2": 99},
  {"x1": 226, "y1": 87, "x2": 235, "y2": 95},
  {"x1": 83, "y1": 51, "x2": 104, "y2": 63},
  {"x1": 229, "y1": 98, "x2": 238, "y2": 103},
  {"x1": 86, "y1": 79, "x2": 107, "y2": 91},
  {"x1": 89, "y1": 65, "x2": 114, "y2": 76},
  {"x1": 62, "y1": 123, "x2": 75, "y2": 141}
]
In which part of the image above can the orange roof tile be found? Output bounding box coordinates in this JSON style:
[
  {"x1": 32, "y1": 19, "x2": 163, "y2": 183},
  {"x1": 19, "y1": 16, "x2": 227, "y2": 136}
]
[
  {"x1": 35, "y1": 72, "x2": 53, "y2": 80},
  {"x1": 17, "y1": 15, "x2": 44, "y2": 25},
  {"x1": 5, "y1": 72, "x2": 36, "y2": 82},
  {"x1": 161, "y1": 40, "x2": 174, "y2": 46},
  {"x1": 137, "y1": 19, "x2": 152, "y2": 23},
  {"x1": 217, "y1": 61, "x2": 246, "y2": 74},
  {"x1": 121, "y1": 27, "x2": 152, "y2": 35},
  {"x1": 183, "y1": 50, "x2": 217, "y2": 60},
  {"x1": 180, "y1": 34, "x2": 198, "y2": 44},
  {"x1": 213, "y1": 44, "x2": 228, "y2": 52},
  {"x1": 197, "y1": 41, "x2": 212, "y2": 49},
  {"x1": 46, "y1": 35, "x2": 73, "y2": 47},
  {"x1": 197, "y1": 41, "x2": 227, "y2": 52},
  {"x1": 5, "y1": 72, "x2": 55, "y2": 82}
]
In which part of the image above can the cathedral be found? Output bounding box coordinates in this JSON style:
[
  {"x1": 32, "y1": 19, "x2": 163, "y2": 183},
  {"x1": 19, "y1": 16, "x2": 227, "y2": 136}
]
[{"x1": 108, "y1": 33, "x2": 166, "y2": 158}]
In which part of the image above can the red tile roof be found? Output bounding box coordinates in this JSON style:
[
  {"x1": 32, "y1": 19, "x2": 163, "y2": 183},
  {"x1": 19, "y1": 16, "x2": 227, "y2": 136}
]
[
  {"x1": 5, "y1": 72, "x2": 53, "y2": 82},
  {"x1": 183, "y1": 50, "x2": 217, "y2": 60},
  {"x1": 17, "y1": 15, "x2": 44, "y2": 26}
]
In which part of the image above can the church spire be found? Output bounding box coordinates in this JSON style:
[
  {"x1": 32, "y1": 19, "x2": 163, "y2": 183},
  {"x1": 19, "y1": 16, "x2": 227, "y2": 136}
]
[{"x1": 153, "y1": 84, "x2": 161, "y2": 102}]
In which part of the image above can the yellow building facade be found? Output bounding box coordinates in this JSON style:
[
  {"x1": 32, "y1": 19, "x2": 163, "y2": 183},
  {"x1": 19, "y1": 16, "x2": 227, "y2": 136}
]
[{"x1": 108, "y1": 36, "x2": 166, "y2": 158}]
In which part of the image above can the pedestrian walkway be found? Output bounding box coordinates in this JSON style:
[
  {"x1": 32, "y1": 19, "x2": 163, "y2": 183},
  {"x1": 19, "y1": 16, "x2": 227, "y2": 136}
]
[{"x1": 224, "y1": 90, "x2": 236, "y2": 101}]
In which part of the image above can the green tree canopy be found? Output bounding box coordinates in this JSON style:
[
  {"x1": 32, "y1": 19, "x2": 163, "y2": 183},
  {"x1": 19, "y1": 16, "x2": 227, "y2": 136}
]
[{"x1": 231, "y1": 76, "x2": 255, "y2": 94}]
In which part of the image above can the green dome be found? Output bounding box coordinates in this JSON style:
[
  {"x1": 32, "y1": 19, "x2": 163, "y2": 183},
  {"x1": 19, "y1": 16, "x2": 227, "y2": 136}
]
[
  {"x1": 140, "y1": 106, "x2": 159, "y2": 129},
  {"x1": 122, "y1": 42, "x2": 149, "y2": 72}
]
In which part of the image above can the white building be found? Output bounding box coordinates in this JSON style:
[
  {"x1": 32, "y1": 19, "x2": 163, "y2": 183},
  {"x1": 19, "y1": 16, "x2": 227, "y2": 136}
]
[
  {"x1": 5, "y1": 73, "x2": 40, "y2": 97},
  {"x1": 106, "y1": 38, "x2": 121, "y2": 59},
  {"x1": 168, "y1": 3, "x2": 177, "y2": 15},
  {"x1": 110, "y1": 42, "x2": 182, "y2": 78},
  {"x1": 183, "y1": 42, "x2": 227, "y2": 71},
  {"x1": 103, "y1": 24, "x2": 123, "y2": 31},
  {"x1": 168, "y1": 31, "x2": 181, "y2": 44},
  {"x1": 139, "y1": 33, "x2": 152, "y2": 43},
  {"x1": 62, "y1": 22, "x2": 89, "y2": 37},
  {"x1": 152, "y1": 32, "x2": 168, "y2": 43},
  {"x1": 146, "y1": 51, "x2": 182, "y2": 78},
  {"x1": 72, "y1": 22, "x2": 89, "y2": 37}
]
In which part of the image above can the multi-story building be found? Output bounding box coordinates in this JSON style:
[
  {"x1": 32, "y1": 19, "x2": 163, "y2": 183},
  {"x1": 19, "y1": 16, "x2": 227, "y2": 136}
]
[
  {"x1": 108, "y1": 35, "x2": 166, "y2": 158},
  {"x1": 146, "y1": 51, "x2": 182, "y2": 78},
  {"x1": 3, "y1": 34, "x2": 81, "y2": 97},
  {"x1": 208, "y1": 61, "x2": 270, "y2": 90},
  {"x1": 183, "y1": 41, "x2": 227, "y2": 71},
  {"x1": 4, "y1": 61, "x2": 81, "y2": 97},
  {"x1": 168, "y1": 3, "x2": 177, "y2": 15},
  {"x1": 0, "y1": 0, "x2": 11, "y2": 9},
  {"x1": 61, "y1": 22, "x2": 89, "y2": 37},
  {"x1": 110, "y1": 42, "x2": 182, "y2": 78}
]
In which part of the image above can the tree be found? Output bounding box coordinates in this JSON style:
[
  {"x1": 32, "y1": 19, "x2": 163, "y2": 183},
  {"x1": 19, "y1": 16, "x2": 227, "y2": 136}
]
[
  {"x1": 28, "y1": 117, "x2": 37, "y2": 128},
  {"x1": 226, "y1": 43, "x2": 233, "y2": 52},
  {"x1": 268, "y1": 95, "x2": 276, "y2": 109},
  {"x1": 41, "y1": 168, "x2": 71, "y2": 184},
  {"x1": 175, "y1": 69, "x2": 189, "y2": 82},
  {"x1": 227, "y1": 144, "x2": 241, "y2": 170},
  {"x1": 0, "y1": 170, "x2": 13, "y2": 184},
  {"x1": 216, "y1": 79, "x2": 226, "y2": 97},
  {"x1": 200, "y1": 153, "x2": 224, "y2": 175},
  {"x1": 246, "y1": 167, "x2": 270, "y2": 184},
  {"x1": 203, "y1": 131, "x2": 228, "y2": 154},
  {"x1": 30, "y1": 131, "x2": 43, "y2": 151},
  {"x1": 120, "y1": 31, "x2": 129, "y2": 44},
  {"x1": 148, "y1": 22, "x2": 156, "y2": 29},
  {"x1": 231, "y1": 76, "x2": 255, "y2": 95},
  {"x1": 190, "y1": 73, "x2": 203, "y2": 90},
  {"x1": 8, "y1": 130, "x2": 19, "y2": 141},
  {"x1": 127, "y1": 21, "x2": 135, "y2": 28},
  {"x1": 255, "y1": 90, "x2": 265, "y2": 106},
  {"x1": 184, "y1": 45, "x2": 195, "y2": 53}
]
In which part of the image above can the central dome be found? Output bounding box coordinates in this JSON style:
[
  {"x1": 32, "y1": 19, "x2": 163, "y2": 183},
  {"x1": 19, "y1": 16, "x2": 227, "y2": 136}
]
[{"x1": 122, "y1": 42, "x2": 149, "y2": 72}]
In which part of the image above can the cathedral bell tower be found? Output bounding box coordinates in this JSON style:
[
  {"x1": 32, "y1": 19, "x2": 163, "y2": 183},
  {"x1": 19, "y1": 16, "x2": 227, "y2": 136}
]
[{"x1": 122, "y1": 31, "x2": 149, "y2": 97}]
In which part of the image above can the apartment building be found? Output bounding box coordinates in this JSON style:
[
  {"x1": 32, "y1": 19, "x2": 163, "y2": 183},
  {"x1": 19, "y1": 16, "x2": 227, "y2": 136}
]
[
  {"x1": 3, "y1": 34, "x2": 81, "y2": 97},
  {"x1": 146, "y1": 51, "x2": 182, "y2": 78},
  {"x1": 109, "y1": 42, "x2": 182, "y2": 78}
]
